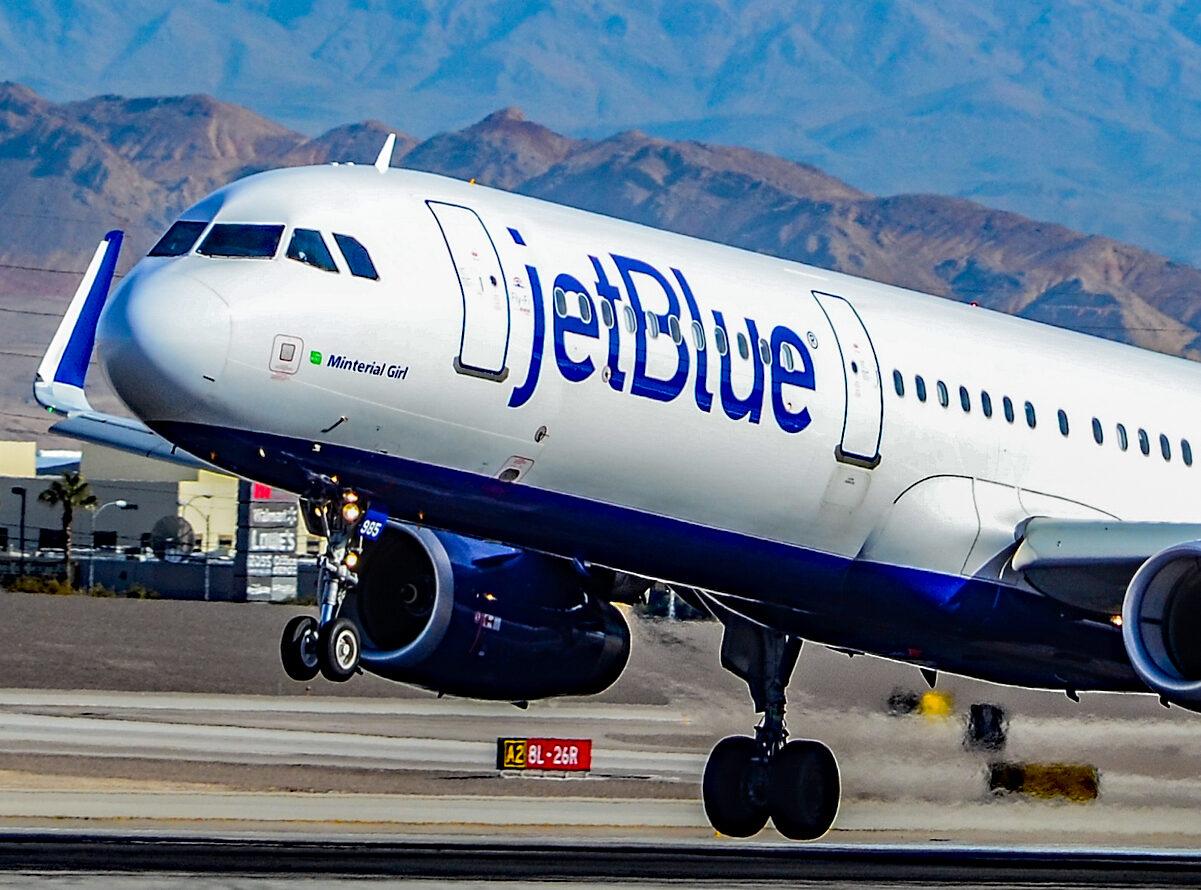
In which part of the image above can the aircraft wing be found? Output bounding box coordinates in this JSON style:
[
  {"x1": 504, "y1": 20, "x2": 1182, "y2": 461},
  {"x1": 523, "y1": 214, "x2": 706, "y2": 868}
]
[
  {"x1": 33, "y1": 231, "x2": 207, "y2": 470},
  {"x1": 1011, "y1": 518, "x2": 1201, "y2": 613}
]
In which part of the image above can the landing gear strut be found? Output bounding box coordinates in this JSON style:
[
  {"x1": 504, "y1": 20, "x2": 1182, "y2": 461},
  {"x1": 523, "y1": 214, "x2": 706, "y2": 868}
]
[
  {"x1": 702, "y1": 613, "x2": 840, "y2": 840},
  {"x1": 279, "y1": 490, "x2": 364, "y2": 683}
]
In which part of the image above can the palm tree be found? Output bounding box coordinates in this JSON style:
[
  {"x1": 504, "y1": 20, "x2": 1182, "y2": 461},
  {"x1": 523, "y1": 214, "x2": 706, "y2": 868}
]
[{"x1": 38, "y1": 472, "x2": 97, "y2": 584}]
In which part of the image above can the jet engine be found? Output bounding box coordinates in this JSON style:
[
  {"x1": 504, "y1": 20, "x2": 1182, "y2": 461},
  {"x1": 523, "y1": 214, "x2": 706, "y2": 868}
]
[
  {"x1": 341, "y1": 523, "x2": 631, "y2": 701},
  {"x1": 1122, "y1": 543, "x2": 1201, "y2": 712}
]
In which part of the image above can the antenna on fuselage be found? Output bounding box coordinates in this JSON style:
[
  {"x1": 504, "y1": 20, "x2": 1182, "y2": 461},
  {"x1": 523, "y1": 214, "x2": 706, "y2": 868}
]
[{"x1": 374, "y1": 133, "x2": 397, "y2": 173}]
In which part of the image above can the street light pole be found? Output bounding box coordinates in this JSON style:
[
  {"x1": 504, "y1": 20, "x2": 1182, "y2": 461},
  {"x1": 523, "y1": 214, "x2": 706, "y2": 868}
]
[
  {"x1": 181, "y1": 495, "x2": 214, "y2": 601},
  {"x1": 89, "y1": 500, "x2": 138, "y2": 590},
  {"x1": 10, "y1": 487, "x2": 26, "y2": 577}
]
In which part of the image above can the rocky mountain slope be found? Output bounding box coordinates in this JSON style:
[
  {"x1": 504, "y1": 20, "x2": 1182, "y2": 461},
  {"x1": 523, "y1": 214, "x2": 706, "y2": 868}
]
[
  {"x1": 7, "y1": 2, "x2": 1201, "y2": 264},
  {"x1": 1, "y1": 83, "x2": 1199, "y2": 442}
]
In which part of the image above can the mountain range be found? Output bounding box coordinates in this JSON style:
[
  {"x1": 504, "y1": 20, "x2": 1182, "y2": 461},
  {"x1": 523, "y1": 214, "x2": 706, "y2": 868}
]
[
  {"x1": 5, "y1": 2, "x2": 1201, "y2": 266},
  {"x1": 1, "y1": 81, "x2": 1200, "y2": 443}
]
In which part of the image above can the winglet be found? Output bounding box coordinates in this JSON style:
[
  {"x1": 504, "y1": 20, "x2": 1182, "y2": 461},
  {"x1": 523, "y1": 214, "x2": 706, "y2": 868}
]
[
  {"x1": 374, "y1": 133, "x2": 397, "y2": 173},
  {"x1": 34, "y1": 230, "x2": 123, "y2": 416}
]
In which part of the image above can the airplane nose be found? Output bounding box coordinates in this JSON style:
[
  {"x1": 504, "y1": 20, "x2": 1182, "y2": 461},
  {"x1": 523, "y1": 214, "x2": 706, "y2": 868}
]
[{"x1": 99, "y1": 272, "x2": 231, "y2": 422}]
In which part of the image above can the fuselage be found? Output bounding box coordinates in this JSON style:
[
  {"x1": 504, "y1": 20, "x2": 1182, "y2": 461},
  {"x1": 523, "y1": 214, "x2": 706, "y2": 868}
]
[{"x1": 97, "y1": 164, "x2": 1201, "y2": 695}]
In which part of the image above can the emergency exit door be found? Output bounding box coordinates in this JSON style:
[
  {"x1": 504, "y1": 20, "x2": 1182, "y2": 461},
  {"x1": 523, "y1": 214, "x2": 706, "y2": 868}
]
[
  {"x1": 427, "y1": 201, "x2": 511, "y2": 381},
  {"x1": 813, "y1": 291, "x2": 883, "y2": 468}
]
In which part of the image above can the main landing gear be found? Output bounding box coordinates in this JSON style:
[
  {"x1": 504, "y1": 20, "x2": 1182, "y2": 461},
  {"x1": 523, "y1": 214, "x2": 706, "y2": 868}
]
[
  {"x1": 279, "y1": 491, "x2": 364, "y2": 683},
  {"x1": 703, "y1": 613, "x2": 840, "y2": 840}
]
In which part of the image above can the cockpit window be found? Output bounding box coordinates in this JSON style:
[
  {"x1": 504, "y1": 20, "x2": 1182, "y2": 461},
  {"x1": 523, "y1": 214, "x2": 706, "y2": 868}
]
[
  {"x1": 198, "y1": 224, "x2": 285, "y2": 259},
  {"x1": 333, "y1": 233, "x2": 379, "y2": 280},
  {"x1": 148, "y1": 220, "x2": 208, "y2": 257},
  {"x1": 286, "y1": 228, "x2": 338, "y2": 272}
]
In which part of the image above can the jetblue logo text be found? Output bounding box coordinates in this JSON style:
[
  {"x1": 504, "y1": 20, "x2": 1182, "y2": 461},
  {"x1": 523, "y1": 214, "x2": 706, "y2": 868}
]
[{"x1": 508, "y1": 255, "x2": 814, "y2": 434}]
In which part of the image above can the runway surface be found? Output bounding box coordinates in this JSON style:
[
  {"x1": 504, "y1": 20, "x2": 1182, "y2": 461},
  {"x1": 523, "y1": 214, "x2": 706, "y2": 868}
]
[
  {"x1": 1, "y1": 591, "x2": 1201, "y2": 885},
  {"x1": 1, "y1": 833, "x2": 1200, "y2": 886}
]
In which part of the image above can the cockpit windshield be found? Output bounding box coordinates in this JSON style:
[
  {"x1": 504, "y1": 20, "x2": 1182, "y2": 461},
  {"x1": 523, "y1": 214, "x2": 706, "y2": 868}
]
[
  {"x1": 286, "y1": 228, "x2": 338, "y2": 272},
  {"x1": 333, "y1": 233, "x2": 379, "y2": 280},
  {"x1": 197, "y1": 224, "x2": 285, "y2": 259},
  {"x1": 148, "y1": 220, "x2": 208, "y2": 257}
]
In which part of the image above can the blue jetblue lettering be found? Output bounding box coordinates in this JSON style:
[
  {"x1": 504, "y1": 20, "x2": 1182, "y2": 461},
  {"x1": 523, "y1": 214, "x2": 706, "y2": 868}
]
[
  {"x1": 552, "y1": 273, "x2": 599, "y2": 383},
  {"x1": 590, "y1": 256, "x2": 626, "y2": 392},
  {"x1": 508, "y1": 251, "x2": 814, "y2": 434},
  {"x1": 507, "y1": 265, "x2": 546, "y2": 408},
  {"x1": 713, "y1": 311, "x2": 764, "y2": 424},
  {"x1": 614, "y1": 255, "x2": 689, "y2": 403}
]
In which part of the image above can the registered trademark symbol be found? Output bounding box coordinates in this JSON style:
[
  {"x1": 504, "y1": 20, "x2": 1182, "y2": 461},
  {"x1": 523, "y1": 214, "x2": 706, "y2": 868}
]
[{"x1": 807, "y1": 331, "x2": 819, "y2": 348}]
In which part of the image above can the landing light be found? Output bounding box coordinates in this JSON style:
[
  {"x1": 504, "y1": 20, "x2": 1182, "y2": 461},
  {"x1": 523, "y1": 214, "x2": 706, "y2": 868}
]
[
  {"x1": 344, "y1": 551, "x2": 360, "y2": 571},
  {"x1": 1110, "y1": 614, "x2": 1124, "y2": 628},
  {"x1": 342, "y1": 502, "x2": 363, "y2": 523}
]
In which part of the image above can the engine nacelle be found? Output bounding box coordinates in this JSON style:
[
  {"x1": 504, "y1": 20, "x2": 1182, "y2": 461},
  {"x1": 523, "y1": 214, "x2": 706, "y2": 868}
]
[
  {"x1": 342, "y1": 523, "x2": 631, "y2": 701},
  {"x1": 1122, "y1": 543, "x2": 1201, "y2": 712}
]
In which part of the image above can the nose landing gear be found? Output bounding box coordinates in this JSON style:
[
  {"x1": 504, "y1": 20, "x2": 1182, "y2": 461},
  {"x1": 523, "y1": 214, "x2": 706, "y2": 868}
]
[
  {"x1": 279, "y1": 491, "x2": 364, "y2": 683},
  {"x1": 702, "y1": 613, "x2": 840, "y2": 840}
]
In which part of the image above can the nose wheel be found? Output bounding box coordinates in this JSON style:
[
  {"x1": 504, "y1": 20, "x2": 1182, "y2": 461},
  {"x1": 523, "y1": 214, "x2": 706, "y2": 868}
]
[
  {"x1": 702, "y1": 612, "x2": 841, "y2": 840},
  {"x1": 280, "y1": 614, "x2": 320, "y2": 682},
  {"x1": 318, "y1": 616, "x2": 361, "y2": 682},
  {"x1": 279, "y1": 490, "x2": 365, "y2": 684}
]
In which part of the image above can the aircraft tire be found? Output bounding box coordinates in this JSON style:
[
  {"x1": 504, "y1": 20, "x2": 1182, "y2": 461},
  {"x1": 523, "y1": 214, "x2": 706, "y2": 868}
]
[
  {"x1": 280, "y1": 615, "x2": 320, "y2": 682},
  {"x1": 767, "y1": 739, "x2": 840, "y2": 841},
  {"x1": 702, "y1": 735, "x2": 769, "y2": 837},
  {"x1": 318, "y1": 616, "x2": 361, "y2": 682}
]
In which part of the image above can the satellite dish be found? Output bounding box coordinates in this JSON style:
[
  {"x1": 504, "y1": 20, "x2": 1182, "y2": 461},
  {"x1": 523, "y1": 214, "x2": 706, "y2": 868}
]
[{"x1": 151, "y1": 515, "x2": 195, "y2": 563}]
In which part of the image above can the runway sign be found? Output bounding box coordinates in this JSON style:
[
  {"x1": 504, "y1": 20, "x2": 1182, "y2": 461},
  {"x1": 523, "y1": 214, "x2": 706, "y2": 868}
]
[{"x1": 496, "y1": 737, "x2": 592, "y2": 772}]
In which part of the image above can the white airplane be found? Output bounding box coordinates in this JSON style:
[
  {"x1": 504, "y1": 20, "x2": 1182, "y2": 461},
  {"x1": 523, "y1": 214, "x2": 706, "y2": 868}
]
[{"x1": 33, "y1": 138, "x2": 1201, "y2": 841}]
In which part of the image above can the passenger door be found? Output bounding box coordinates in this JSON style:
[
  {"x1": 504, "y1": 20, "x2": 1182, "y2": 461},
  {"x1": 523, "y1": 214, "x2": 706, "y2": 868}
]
[
  {"x1": 813, "y1": 291, "x2": 883, "y2": 468},
  {"x1": 427, "y1": 201, "x2": 511, "y2": 381}
]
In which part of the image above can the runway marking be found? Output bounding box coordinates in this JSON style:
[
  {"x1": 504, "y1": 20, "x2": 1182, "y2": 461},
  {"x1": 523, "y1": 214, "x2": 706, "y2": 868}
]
[{"x1": 0, "y1": 689, "x2": 689, "y2": 723}]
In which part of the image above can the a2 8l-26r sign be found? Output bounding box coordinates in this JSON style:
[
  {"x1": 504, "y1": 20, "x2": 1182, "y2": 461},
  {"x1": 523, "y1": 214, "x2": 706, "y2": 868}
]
[{"x1": 496, "y1": 737, "x2": 592, "y2": 772}]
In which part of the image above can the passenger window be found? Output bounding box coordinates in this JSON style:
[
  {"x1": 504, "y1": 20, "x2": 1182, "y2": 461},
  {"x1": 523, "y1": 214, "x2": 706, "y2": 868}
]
[
  {"x1": 553, "y1": 287, "x2": 568, "y2": 318},
  {"x1": 692, "y1": 320, "x2": 706, "y2": 351},
  {"x1": 645, "y1": 311, "x2": 661, "y2": 339},
  {"x1": 893, "y1": 370, "x2": 904, "y2": 397},
  {"x1": 623, "y1": 304, "x2": 637, "y2": 333},
  {"x1": 1025, "y1": 401, "x2": 1037, "y2": 428},
  {"x1": 1161, "y1": 434, "x2": 1172, "y2": 461},
  {"x1": 1092, "y1": 418, "x2": 1103, "y2": 445},
  {"x1": 781, "y1": 343, "x2": 796, "y2": 372},
  {"x1": 332, "y1": 233, "x2": 379, "y2": 280},
  {"x1": 198, "y1": 223, "x2": 284, "y2": 258},
  {"x1": 737, "y1": 333, "x2": 750, "y2": 360},
  {"x1": 959, "y1": 386, "x2": 970, "y2": 413},
  {"x1": 915, "y1": 375, "x2": 927, "y2": 403},
  {"x1": 668, "y1": 315, "x2": 682, "y2": 345},
  {"x1": 1184, "y1": 439, "x2": 1194, "y2": 467},
  {"x1": 600, "y1": 300, "x2": 615, "y2": 329},
  {"x1": 758, "y1": 338, "x2": 771, "y2": 365},
  {"x1": 937, "y1": 381, "x2": 949, "y2": 408},
  {"x1": 149, "y1": 220, "x2": 208, "y2": 257},
  {"x1": 579, "y1": 293, "x2": 594, "y2": 324},
  {"x1": 981, "y1": 391, "x2": 992, "y2": 418},
  {"x1": 1002, "y1": 397, "x2": 1014, "y2": 423},
  {"x1": 1138, "y1": 428, "x2": 1150, "y2": 455},
  {"x1": 1058, "y1": 409, "x2": 1069, "y2": 437},
  {"x1": 286, "y1": 228, "x2": 338, "y2": 272},
  {"x1": 1117, "y1": 423, "x2": 1129, "y2": 451},
  {"x1": 714, "y1": 326, "x2": 729, "y2": 356}
]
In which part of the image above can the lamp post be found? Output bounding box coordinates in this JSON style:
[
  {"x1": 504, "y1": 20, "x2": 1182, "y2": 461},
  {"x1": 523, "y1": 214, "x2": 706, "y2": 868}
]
[
  {"x1": 181, "y1": 495, "x2": 214, "y2": 601},
  {"x1": 10, "y1": 487, "x2": 26, "y2": 577},
  {"x1": 88, "y1": 500, "x2": 138, "y2": 590}
]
